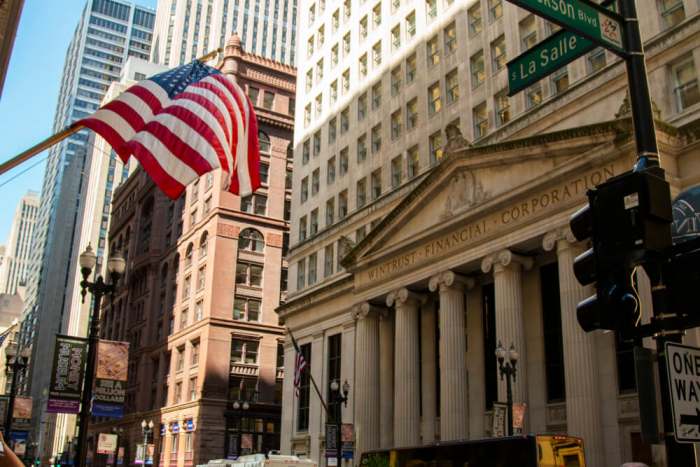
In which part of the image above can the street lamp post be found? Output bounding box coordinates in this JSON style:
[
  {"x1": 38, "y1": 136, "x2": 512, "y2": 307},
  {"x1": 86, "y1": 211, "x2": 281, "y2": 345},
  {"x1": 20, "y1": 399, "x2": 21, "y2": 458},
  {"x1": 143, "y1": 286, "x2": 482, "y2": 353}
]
[
  {"x1": 76, "y1": 245, "x2": 125, "y2": 467},
  {"x1": 141, "y1": 420, "x2": 154, "y2": 464},
  {"x1": 495, "y1": 342, "x2": 519, "y2": 436},
  {"x1": 231, "y1": 399, "x2": 250, "y2": 457},
  {"x1": 111, "y1": 427, "x2": 123, "y2": 466},
  {"x1": 330, "y1": 380, "x2": 349, "y2": 467},
  {"x1": 4, "y1": 341, "x2": 30, "y2": 440}
]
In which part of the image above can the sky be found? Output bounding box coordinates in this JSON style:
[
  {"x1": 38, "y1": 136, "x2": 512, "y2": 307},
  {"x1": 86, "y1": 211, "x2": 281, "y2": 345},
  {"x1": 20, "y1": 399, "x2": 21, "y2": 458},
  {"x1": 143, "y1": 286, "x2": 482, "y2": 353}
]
[{"x1": 0, "y1": 0, "x2": 157, "y2": 246}]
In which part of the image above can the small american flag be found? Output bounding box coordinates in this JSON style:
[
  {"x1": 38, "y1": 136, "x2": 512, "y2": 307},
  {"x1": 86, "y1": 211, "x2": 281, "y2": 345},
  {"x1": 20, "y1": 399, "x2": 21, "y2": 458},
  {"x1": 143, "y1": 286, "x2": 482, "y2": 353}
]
[
  {"x1": 289, "y1": 331, "x2": 307, "y2": 397},
  {"x1": 79, "y1": 60, "x2": 260, "y2": 199}
]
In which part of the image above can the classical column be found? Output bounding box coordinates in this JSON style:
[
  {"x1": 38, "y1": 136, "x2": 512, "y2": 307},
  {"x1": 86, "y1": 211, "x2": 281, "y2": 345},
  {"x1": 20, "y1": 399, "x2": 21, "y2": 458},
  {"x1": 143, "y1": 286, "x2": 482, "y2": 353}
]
[
  {"x1": 543, "y1": 228, "x2": 604, "y2": 467},
  {"x1": 387, "y1": 288, "x2": 423, "y2": 447},
  {"x1": 428, "y1": 271, "x2": 473, "y2": 441},
  {"x1": 481, "y1": 249, "x2": 532, "y2": 405},
  {"x1": 420, "y1": 299, "x2": 437, "y2": 444},
  {"x1": 378, "y1": 309, "x2": 394, "y2": 449},
  {"x1": 353, "y1": 303, "x2": 380, "y2": 456}
]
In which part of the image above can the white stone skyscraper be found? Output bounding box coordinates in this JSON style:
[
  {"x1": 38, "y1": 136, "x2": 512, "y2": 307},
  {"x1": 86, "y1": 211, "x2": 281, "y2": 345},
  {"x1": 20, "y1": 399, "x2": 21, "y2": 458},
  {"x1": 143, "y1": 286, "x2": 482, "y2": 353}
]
[
  {"x1": 0, "y1": 191, "x2": 39, "y2": 295},
  {"x1": 150, "y1": 0, "x2": 298, "y2": 67},
  {"x1": 18, "y1": 1, "x2": 155, "y2": 462}
]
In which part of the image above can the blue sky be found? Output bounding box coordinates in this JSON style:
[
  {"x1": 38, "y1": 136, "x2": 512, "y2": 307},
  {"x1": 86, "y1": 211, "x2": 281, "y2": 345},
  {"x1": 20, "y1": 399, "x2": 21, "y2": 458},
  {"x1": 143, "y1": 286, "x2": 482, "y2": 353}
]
[{"x1": 0, "y1": 0, "x2": 157, "y2": 245}]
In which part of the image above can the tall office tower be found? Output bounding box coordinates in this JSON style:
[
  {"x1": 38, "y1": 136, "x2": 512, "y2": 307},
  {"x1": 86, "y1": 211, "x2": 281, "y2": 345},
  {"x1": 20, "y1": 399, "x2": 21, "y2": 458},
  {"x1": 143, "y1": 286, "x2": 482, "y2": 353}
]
[
  {"x1": 0, "y1": 191, "x2": 39, "y2": 295},
  {"x1": 150, "y1": 0, "x2": 298, "y2": 67},
  {"x1": 85, "y1": 36, "x2": 295, "y2": 466},
  {"x1": 280, "y1": 0, "x2": 700, "y2": 466},
  {"x1": 18, "y1": 1, "x2": 155, "y2": 462}
]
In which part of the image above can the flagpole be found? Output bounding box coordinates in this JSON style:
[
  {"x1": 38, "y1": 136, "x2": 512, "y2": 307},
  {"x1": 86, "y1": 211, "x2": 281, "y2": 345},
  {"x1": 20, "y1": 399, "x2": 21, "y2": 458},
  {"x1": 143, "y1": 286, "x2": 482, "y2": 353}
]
[
  {"x1": 286, "y1": 327, "x2": 331, "y2": 417},
  {"x1": 0, "y1": 48, "x2": 224, "y2": 178},
  {"x1": 0, "y1": 123, "x2": 82, "y2": 176}
]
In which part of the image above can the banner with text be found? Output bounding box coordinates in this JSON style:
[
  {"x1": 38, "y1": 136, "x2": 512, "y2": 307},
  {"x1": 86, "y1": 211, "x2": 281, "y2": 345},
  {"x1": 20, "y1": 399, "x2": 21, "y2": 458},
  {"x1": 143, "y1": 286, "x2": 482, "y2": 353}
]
[
  {"x1": 97, "y1": 433, "x2": 118, "y2": 455},
  {"x1": 92, "y1": 340, "x2": 129, "y2": 418},
  {"x1": 12, "y1": 397, "x2": 32, "y2": 430},
  {"x1": 47, "y1": 335, "x2": 87, "y2": 414}
]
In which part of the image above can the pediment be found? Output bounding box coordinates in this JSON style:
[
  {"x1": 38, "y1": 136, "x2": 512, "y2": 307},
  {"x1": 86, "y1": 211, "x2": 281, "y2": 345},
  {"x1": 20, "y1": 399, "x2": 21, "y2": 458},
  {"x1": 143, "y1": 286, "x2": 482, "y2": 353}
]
[{"x1": 342, "y1": 121, "x2": 635, "y2": 272}]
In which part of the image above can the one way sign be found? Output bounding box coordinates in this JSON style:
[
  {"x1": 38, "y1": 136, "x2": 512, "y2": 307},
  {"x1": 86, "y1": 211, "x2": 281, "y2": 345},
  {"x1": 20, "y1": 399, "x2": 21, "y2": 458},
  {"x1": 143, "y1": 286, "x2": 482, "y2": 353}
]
[{"x1": 666, "y1": 342, "x2": 700, "y2": 442}]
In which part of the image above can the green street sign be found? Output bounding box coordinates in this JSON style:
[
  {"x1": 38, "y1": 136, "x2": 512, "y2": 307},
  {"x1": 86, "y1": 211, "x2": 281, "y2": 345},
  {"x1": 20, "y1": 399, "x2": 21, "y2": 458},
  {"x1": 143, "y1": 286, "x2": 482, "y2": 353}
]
[
  {"x1": 507, "y1": 0, "x2": 624, "y2": 54},
  {"x1": 507, "y1": 30, "x2": 596, "y2": 95}
]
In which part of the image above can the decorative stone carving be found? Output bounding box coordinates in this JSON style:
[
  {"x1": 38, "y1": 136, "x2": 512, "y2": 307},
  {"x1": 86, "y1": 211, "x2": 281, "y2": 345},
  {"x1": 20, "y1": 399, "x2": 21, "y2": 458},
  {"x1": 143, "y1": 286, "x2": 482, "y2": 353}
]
[
  {"x1": 386, "y1": 288, "x2": 425, "y2": 307},
  {"x1": 542, "y1": 227, "x2": 577, "y2": 252},
  {"x1": 480, "y1": 249, "x2": 534, "y2": 274},
  {"x1": 428, "y1": 270, "x2": 475, "y2": 292},
  {"x1": 441, "y1": 170, "x2": 485, "y2": 219},
  {"x1": 615, "y1": 92, "x2": 661, "y2": 120},
  {"x1": 444, "y1": 123, "x2": 471, "y2": 152}
]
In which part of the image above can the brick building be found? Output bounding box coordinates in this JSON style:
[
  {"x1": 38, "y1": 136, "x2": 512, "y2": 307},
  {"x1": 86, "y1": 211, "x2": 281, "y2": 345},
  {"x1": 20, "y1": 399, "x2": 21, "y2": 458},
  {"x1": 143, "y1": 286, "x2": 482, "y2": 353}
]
[{"x1": 85, "y1": 36, "x2": 295, "y2": 467}]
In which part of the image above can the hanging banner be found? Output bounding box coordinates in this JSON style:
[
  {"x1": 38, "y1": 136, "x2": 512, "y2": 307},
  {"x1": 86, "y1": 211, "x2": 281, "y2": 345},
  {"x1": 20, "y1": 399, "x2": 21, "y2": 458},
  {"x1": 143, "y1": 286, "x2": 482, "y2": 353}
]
[
  {"x1": 47, "y1": 335, "x2": 87, "y2": 414},
  {"x1": 97, "y1": 433, "x2": 118, "y2": 454},
  {"x1": 492, "y1": 402, "x2": 507, "y2": 438},
  {"x1": 12, "y1": 396, "x2": 32, "y2": 429},
  {"x1": 513, "y1": 403, "x2": 527, "y2": 430},
  {"x1": 117, "y1": 447, "x2": 125, "y2": 465},
  {"x1": 92, "y1": 340, "x2": 129, "y2": 418}
]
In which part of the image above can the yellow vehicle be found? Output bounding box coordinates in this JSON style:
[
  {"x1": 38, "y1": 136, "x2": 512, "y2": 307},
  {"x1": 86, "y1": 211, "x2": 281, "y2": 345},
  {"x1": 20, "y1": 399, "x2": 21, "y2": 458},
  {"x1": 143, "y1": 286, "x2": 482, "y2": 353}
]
[{"x1": 359, "y1": 434, "x2": 585, "y2": 467}]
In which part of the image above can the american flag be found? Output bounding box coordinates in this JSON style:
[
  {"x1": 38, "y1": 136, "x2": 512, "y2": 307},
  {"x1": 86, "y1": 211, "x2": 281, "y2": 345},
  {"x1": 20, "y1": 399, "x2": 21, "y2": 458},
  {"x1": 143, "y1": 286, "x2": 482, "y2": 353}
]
[
  {"x1": 289, "y1": 331, "x2": 307, "y2": 397},
  {"x1": 79, "y1": 60, "x2": 260, "y2": 199}
]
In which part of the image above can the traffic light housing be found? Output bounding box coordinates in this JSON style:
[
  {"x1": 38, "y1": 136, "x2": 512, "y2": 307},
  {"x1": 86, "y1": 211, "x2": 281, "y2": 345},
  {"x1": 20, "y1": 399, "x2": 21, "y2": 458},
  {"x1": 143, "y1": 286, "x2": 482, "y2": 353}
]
[{"x1": 570, "y1": 169, "x2": 673, "y2": 334}]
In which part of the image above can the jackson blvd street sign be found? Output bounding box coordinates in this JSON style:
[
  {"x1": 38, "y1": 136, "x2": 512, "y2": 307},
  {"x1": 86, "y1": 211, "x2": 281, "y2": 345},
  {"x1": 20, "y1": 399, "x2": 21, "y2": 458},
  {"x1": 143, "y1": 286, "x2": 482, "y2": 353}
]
[
  {"x1": 507, "y1": 0, "x2": 624, "y2": 54},
  {"x1": 508, "y1": 30, "x2": 595, "y2": 95},
  {"x1": 665, "y1": 342, "x2": 700, "y2": 443}
]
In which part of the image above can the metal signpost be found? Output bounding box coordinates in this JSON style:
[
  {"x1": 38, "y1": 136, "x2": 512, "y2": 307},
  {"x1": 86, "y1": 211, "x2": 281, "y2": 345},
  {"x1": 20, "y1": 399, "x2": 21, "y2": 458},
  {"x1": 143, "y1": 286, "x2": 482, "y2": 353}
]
[
  {"x1": 506, "y1": 0, "x2": 694, "y2": 463},
  {"x1": 665, "y1": 343, "x2": 700, "y2": 443}
]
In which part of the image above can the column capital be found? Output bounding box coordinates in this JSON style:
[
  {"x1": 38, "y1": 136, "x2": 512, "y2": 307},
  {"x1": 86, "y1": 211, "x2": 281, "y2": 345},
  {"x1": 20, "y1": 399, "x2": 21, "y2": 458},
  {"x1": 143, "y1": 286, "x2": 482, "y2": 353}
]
[
  {"x1": 386, "y1": 288, "x2": 426, "y2": 307},
  {"x1": 353, "y1": 302, "x2": 383, "y2": 320},
  {"x1": 428, "y1": 271, "x2": 475, "y2": 292},
  {"x1": 481, "y1": 249, "x2": 533, "y2": 274},
  {"x1": 542, "y1": 227, "x2": 577, "y2": 253}
]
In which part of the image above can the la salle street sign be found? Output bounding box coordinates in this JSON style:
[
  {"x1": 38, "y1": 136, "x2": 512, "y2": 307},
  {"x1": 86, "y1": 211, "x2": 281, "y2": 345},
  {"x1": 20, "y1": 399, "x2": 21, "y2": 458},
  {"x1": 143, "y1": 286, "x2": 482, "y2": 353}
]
[
  {"x1": 507, "y1": 0, "x2": 624, "y2": 54},
  {"x1": 508, "y1": 30, "x2": 596, "y2": 95}
]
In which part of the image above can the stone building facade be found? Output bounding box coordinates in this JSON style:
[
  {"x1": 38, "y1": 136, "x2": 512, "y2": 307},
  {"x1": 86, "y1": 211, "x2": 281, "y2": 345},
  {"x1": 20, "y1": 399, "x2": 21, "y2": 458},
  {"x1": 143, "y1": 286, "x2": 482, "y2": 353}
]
[
  {"x1": 280, "y1": 1, "x2": 700, "y2": 466},
  {"x1": 85, "y1": 37, "x2": 295, "y2": 467}
]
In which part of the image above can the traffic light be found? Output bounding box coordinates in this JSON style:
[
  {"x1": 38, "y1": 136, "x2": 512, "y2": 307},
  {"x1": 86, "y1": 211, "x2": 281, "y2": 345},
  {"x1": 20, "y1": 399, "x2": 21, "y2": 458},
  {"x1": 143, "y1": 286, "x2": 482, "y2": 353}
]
[{"x1": 570, "y1": 169, "x2": 673, "y2": 334}]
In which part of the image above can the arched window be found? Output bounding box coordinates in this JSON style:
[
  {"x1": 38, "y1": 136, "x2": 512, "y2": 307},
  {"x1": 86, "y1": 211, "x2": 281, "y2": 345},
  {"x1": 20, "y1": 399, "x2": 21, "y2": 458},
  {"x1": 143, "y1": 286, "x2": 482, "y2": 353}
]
[
  {"x1": 160, "y1": 263, "x2": 169, "y2": 284},
  {"x1": 185, "y1": 243, "x2": 194, "y2": 267},
  {"x1": 259, "y1": 131, "x2": 271, "y2": 154},
  {"x1": 286, "y1": 142, "x2": 293, "y2": 159},
  {"x1": 238, "y1": 229, "x2": 264, "y2": 252},
  {"x1": 173, "y1": 254, "x2": 180, "y2": 278},
  {"x1": 199, "y1": 231, "x2": 208, "y2": 258}
]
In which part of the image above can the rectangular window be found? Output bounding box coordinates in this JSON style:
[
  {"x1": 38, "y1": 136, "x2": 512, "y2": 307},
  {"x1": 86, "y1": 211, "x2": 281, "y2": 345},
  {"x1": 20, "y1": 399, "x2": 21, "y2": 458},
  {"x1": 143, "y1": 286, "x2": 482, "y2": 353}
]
[
  {"x1": 407, "y1": 145, "x2": 419, "y2": 178},
  {"x1": 357, "y1": 134, "x2": 367, "y2": 162},
  {"x1": 587, "y1": 48, "x2": 607, "y2": 74},
  {"x1": 371, "y1": 124, "x2": 382, "y2": 154},
  {"x1": 406, "y1": 52, "x2": 416, "y2": 84},
  {"x1": 520, "y1": 15, "x2": 537, "y2": 52},
  {"x1": 491, "y1": 35, "x2": 506, "y2": 72},
  {"x1": 342, "y1": 33, "x2": 351, "y2": 56},
  {"x1": 473, "y1": 101, "x2": 488, "y2": 139},
  {"x1": 308, "y1": 253, "x2": 317, "y2": 285},
  {"x1": 302, "y1": 139, "x2": 310, "y2": 164},
  {"x1": 191, "y1": 341, "x2": 200, "y2": 365},
  {"x1": 468, "y1": 3, "x2": 482, "y2": 36},
  {"x1": 326, "y1": 334, "x2": 342, "y2": 422},
  {"x1": 426, "y1": 0, "x2": 437, "y2": 21},
  {"x1": 299, "y1": 215, "x2": 307, "y2": 241},
  {"x1": 391, "y1": 156, "x2": 402, "y2": 188},
  {"x1": 372, "y1": 41, "x2": 382, "y2": 67},
  {"x1": 342, "y1": 69, "x2": 350, "y2": 94},
  {"x1": 301, "y1": 176, "x2": 309, "y2": 203},
  {"x1": 540, "y1": 263, "x2": 566, "y2": 402},
  {"x1": 372, "y1": 82, "x2": 382, "y2": 109},
  {"x1": 231, "y1": 339, "x2": 259, "y2": 364},
  {"x1": 327, "y1": 156, "x2": 336, "y2": 184},
  {"x1": 495, "y1": 90, "x2": 510, "y2": 126},
  {"x1": 263, "y1": 91, "x2": 274, "y2": 109},
  {"x1": 427, "y1": 35, "x2": 440, "y2": 67},
  {"x1": 526, "y1": 84, "x2": 542, "y2": 109},
  {"x1": 189, "y1": 377, "x2": 198, "y2": 400},
  {"x1": 444, "y1": 22, "x2": 456, "y2": 55},
  {"x1": 373, "y1": 2, "x2": 382, "y2": 27},
  {"x1": 328, "y1": 117, "x2": 337, "y2": 143},
  {"x1": 297, "y1": 343, "x2": 312, "y2": 431},
  {"x1": 236, "y1": 262, "x2": 263, "y2": 287},
  {"x1": 324, "y1": 244, "x2": 335, "y2": 277},
  {"x1": 391, "y1": 25, "x2": 401, "y2": 51},
  {"x1": 359, "y1": 53, "x2": 368, "y2": 78},
  {"x1": 338, "y1": 190, "x2": 348, "y2": 218},
  {"x1": 406, "y1": 11, "x2": 416, "y2": 39},
  {"x1": 357, "y1": 178, "x2": 367, "y2": 208},
  {"x1": 551, "y1": 67, "x2": 569, "y2": 95},
  {"x1": 428, "y1": 81, "x2": 441, "y2": 115},
  {"x1": 312, "y1": 169, "x2": 320, "y2": 195},
  {"x1": 358, "y1": 93, "x2": 367, "y2": 120},
  {"x1": 330, "y1": 80, "x2": 338, "y2": 103},
  {"x1": 446, "y1": 69, "x2": 459, "y2": 104},
  {"x1": 391, "y1": 66, "x2": 402, "y2": 96},
  {"x1": 315, "y1": 93, "x2": 323, "y2": 118},
  {"x1": 326, "y1": 198, "x2": 335, "y2": 226},
  {"x1": 659, "y1": 0, "x2": 685, "y2": 28},
  {"x1": 673, "y1": 58, "x2": 700, "y2": 111},
  {"x1": 371, "y1": 169, "x2": 382, "y2": 200},
  {"x1": 331, "y1": 44, "x2": 339, "y2": 67},
  {"x1": 340, "y1": 108, "x2": 349, "y2": 133},
  {"x1": 429, "y1": 131, "x2": 443, "y2": 165},
  {"x1": 470, "y1": 50, "x2": 485, "y2": 89},
  {"x1": 233, "y1": 297, "x2": 261, "y2": 321},
  {"x1": 391, "y1": 110, "x2": 402, "y2": 139},
  {"x1": 360, "y1": 15, "x2": 368, "y2": 40},
  {"x1": 297, "y1": 259, "x2": 306, "y2": 289},
  {"x1": 339, "y1": 148, "x2": 349, "y2": 175},
  {"x1": 488, "y1": 0, "x2": 502, "y2": 22},
  {"x1": 310, "y1": 209, "x2": 319, "y2": 235},
  {"x1": 406, "y1": 98, "x2": 418, "y2": 130}
]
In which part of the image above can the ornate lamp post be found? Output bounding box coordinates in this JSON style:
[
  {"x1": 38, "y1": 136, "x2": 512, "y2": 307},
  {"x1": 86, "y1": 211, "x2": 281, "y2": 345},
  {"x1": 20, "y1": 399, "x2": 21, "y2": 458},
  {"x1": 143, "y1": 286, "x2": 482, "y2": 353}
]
[
  {"x1": 141, "y1": 420, "x2": 154, "y2": 464},
  {"x1": 232, "y1": 399, "x2": 250, "y2": 457},
  {"x1": 330, "y1": 380, "x2": 349, "y2": 467},
  {"x1": 76, "y1": 245, "x2": 125, "y2": 467},
  {"x1": 495, "y1": 341, "x2": 519, "y2": 436},
  {"x1": 4, "y1": 341, "x2": 30, "y2": 439}
]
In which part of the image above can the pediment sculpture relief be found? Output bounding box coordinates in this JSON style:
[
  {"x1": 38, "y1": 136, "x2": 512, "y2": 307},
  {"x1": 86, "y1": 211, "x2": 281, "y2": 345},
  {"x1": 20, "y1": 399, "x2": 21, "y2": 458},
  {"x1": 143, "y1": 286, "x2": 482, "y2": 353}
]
[{"x1": 441, "y1": 170, "x2": 486, "y2": 219}]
